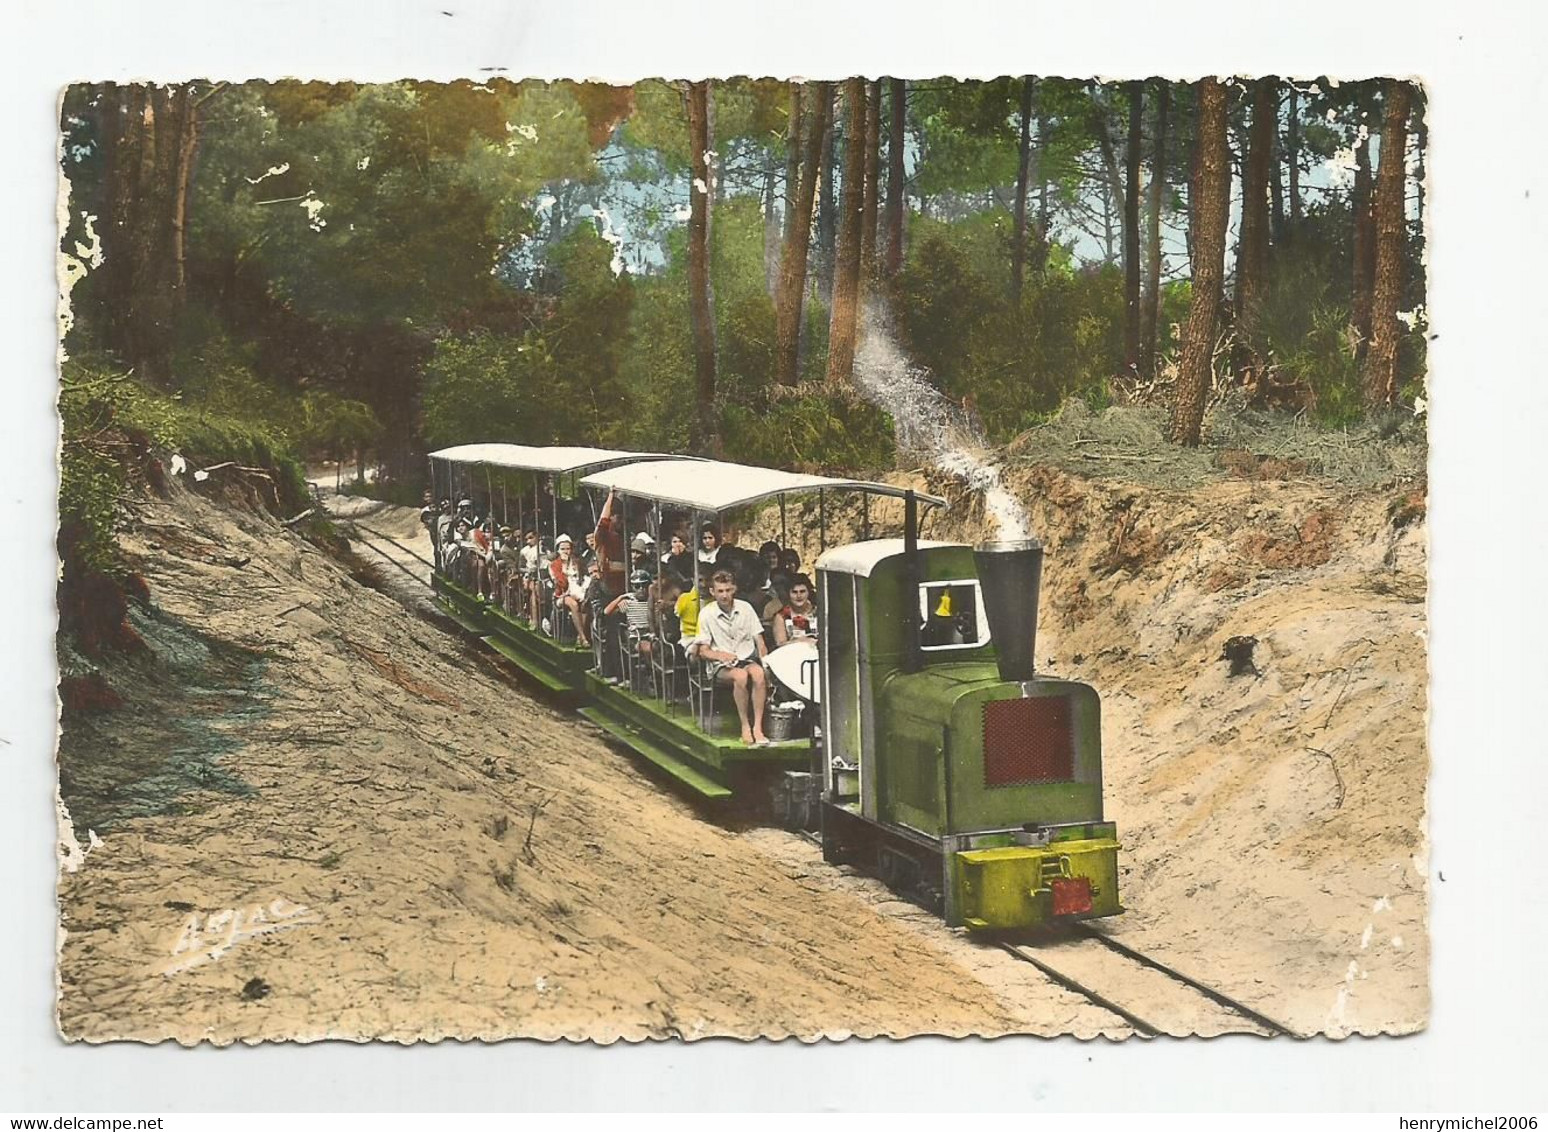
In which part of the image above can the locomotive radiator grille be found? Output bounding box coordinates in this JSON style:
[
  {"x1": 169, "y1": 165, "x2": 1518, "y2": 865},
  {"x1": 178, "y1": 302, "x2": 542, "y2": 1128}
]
[{"x1": 981, "y1": 696, "x2": 1075, "y2": 787}]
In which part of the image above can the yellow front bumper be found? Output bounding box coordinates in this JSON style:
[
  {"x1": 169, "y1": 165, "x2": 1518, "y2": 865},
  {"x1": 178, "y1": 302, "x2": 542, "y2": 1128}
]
[{"x1": 952, "y1": 837, "x2": 1122, "y2": 930}]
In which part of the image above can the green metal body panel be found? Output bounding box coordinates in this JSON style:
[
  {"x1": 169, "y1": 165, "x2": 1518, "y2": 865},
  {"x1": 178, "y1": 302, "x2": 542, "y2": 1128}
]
[
  {"x1": 582, "y1": 671, "x2": 808, "y2": 795},
  {"x1": 433, "y1": 572, "x2": 591, "y2": 694},
  {"x1": 577, "y1": 707, "x2": 733, "y2": 798},
  {"x1": 879, "y1": 666, "x2": 1103, "y2": 835},
  {"x1": 860, "y1": 545, "x2": 996, "y2": 668}
]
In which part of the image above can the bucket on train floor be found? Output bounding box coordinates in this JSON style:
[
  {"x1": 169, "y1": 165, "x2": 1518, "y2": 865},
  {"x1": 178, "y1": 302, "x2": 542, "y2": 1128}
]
[{"x1": 766, "y1": 701, "x2": 806, "y2": 742}]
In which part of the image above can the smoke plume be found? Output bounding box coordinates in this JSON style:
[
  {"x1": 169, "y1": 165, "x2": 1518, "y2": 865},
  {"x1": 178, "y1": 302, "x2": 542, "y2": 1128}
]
[{"x1": 853, "y1": 303, "x2": 1032, "y2": 541}]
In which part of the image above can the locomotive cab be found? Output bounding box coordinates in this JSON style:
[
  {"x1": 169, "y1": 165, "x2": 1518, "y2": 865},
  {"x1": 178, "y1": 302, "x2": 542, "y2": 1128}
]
[{"x1": 816, "y1": 536, "x2": 1121, "y2": 931}]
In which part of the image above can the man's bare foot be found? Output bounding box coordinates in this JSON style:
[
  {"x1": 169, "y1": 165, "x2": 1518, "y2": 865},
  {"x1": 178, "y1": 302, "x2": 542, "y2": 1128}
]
[{"x1": 741, "y1": 729, "x2": 756, "y2": 745}]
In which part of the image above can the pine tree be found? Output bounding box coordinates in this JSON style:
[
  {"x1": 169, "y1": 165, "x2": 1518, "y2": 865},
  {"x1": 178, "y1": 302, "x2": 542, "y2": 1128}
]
[{"x1": 1170, "y1": 78, "x2": 1230, "y2": 447}]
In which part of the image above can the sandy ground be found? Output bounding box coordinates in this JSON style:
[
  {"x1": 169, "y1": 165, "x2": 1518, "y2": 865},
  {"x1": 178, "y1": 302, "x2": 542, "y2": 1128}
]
[
  {"x1": 56, "y1": 457, "x2": 1427, "y2": 1041},
  {"x1": 56, "y1": 485, "x2": 1123, "y2": 1043}
]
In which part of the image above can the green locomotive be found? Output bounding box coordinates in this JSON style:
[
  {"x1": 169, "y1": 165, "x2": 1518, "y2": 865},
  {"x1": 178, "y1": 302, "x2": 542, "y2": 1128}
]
[{"x1": 814, "y1": 512, "x2": 1121, "y2": 931}]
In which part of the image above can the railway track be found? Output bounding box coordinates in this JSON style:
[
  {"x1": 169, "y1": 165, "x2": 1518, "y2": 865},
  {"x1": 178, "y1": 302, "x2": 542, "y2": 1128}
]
[
  {"x1": 996, "y1": 926, "x2": 1302, "y2": 1038},
  {"x1": 786, "y1": 822, "x2": 1297, "y2": 1038},
  {"x1": 338, "y1": 515, "x2": 1302, "y2": 1039}
]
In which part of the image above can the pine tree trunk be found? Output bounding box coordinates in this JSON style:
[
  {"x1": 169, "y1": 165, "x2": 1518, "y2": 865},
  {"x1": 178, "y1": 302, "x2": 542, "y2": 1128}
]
[
  {"x1": 825, "y1": 79, "x2": 867, "y2": 387},
  {"x1": 171, "y1": 85, "x2": 199, "y2": 295},
  {"x1": 1034, "y1": 107, "x2": 1050, "y2": 272},
  {"x1": 1287, "y1": 87, "x2": 1301, "y2": 238},
  {"x1": 1100, "y1": 176, "x2": 1115, "y2": 266},
  {"x1": 1170, "y1": 78, "x2": 1230, "y2": 447},
  {"x1": 782, "y1": 83, "x2": 802, "y2": 248},
  {"x1": 1140, "y1": 81, "x2": 1170, "y2": 380},
  {"x1": 1362, "y1": 81, "x2": 1413, "y2": 411},
  {"x1": 1011, "y1": 77, "x2": 1035, "y2": 302},
  {"x1": 684, "y1": 81, "x2": 718, "y2": 454},
  {"x1": 97, "y1": 82, "x2": 199, "y2": 388},
  {"x1": 762, "y1": 152, "x2": 779, "y2": 297},
  {"x1": 1123, "y1": 81, "x2": 1143, "y2": 373},
  {"x1": 884, "y1": 78, "x2": 906, "y2": 278},
  {"x1": 1269, "y1": 91, "x2": 1284, "y2": 245},
  {"x1": 860, "y1": 79, "x2": 881, "y2": 290},
  {"x1": 1236, "y1": 77, "x2": 1276, "y2": 384},
  {"x1": 816, "y1": 100, "x2": 837, "y2": 303},
  {"x1": 775, "y1": 82, "x2": 831, "y2": 387},
  {"x1": 1350, "y1": 128, "x2": 1376, "y2": 357}
]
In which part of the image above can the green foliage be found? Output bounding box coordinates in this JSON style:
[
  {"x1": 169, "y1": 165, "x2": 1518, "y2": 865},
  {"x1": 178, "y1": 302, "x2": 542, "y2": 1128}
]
[
  {"x1": 300, "y1": 391, "x2": 383, "y2": 460},
  {"x1": 615, "y1": 271, "x2": 693, "y2": 453},
  {"x1": 544, "y1": 225, "x2": 635, "y2": 444},
  {"x1": 62, "y1": 74, "x2": 1430, "y2": 520},
  {"x1": 189, "y1": 81, "x2": 597, "y2": 328},
  {"x1": 60, "y1": 358, "x2": 309, "y2": 572},
  {"x1": 1251, "y1": 203, "x2": 1424, "y2": 426},
  {"x1": 912, "y1": 79, "x2": 1021, "y2": 198},
  {"x1": 890, "y1": 217, "x2": 1127, "y2": 440},
  {"x1": 421, "y1": 329, "x2": 558, "y2": 449},
  {"x1": 724, "y1": 393, "x2": 895, "y2": 473}
]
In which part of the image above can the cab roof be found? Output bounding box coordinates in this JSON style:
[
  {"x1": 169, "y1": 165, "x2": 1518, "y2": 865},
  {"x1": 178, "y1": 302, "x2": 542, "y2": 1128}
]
[
  {"x1": 578, "y1": 459, "x2": 947, "y2": 512},
  {"x1": 816, "y1": 538, "x2": 963, "y2": 578}
]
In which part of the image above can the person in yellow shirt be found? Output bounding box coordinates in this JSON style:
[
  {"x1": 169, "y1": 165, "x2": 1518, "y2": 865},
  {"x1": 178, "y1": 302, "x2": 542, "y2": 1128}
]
[{"x1": 675, "y1": 572, "x2": 710, "y2": 654}]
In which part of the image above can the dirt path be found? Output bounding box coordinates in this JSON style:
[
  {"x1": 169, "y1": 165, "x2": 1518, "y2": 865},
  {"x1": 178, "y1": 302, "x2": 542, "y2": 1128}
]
[{"x1": 57, "y1": 487, "x2": 1118, "y2": 1042}]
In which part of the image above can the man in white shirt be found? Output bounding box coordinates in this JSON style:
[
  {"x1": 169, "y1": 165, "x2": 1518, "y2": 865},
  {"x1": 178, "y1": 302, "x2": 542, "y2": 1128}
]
[{"x1": 690, "y1": 569, "x2": 770, "y2": 746}]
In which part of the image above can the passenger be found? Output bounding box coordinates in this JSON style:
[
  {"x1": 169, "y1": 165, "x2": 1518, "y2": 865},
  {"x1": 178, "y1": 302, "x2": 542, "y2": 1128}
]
[
  {"x1": 762, "y1": 570, "x2": 793, "y2": 639},
  {"x1": 419, "y1": 491, "x2": 436, "y2": 537},
  {"x1": 581, "y1": 530, "x2": 600, "y2": 570},
  {"x1": 690, "y1": 569, "x2": 771, "y2": 746},
  {"x1": 723, "y1": 533, "x2": 765, "y2": 595},
  {"x1": 593, "y1": 489, "x2": 627, "y2": 596},
  {"x1": 605, "y1": 568, "x2": 658, "y2": 673},
  {"x1": 661, "y1": 532, "x2": 693, "y2": 583},
  {"x1": 697, "y1": 522, "x2": 721, "y2": 570},
  {"x1": 654, "y1": 571, "x2": 686, "y2": 649},
  {"x1": 549, "y1": 534, "x2": 591, "y2": 647},
  {"x1": 435, "y1": 500, "x2": 456, "y2": 568},
  {"x1": 772, "y1": 573, "x2": 820, "y2": 648},
  {"x1": 758, "y1": 541, "x2": 781, "y2": 584},
  {"x1": 495, "y1": 526, "x2": 520, "y2": 610},
  {"x1": 517, "y1": 530, "x2": 541, "y2": 622},
  {"x1": 471, "y1": 520, "x2": 494, "y2": 599},
  {"x1": 676, "y1": 571, "x2": 710, "y2": 655},
  {"x1": 449, "y1": 517, "x2": 475, "y2": 586},
  {"x1": 629, "y1": 532, "x2": 658, "y2": 579},
  {"x1": 584, "y1": 558, "x2": 618, "y2": 660}
]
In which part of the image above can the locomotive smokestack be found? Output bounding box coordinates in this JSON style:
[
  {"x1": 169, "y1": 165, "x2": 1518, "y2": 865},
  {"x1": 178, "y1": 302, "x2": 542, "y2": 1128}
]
[{"x1": 974, "y1": 537, "x2": 1044, "y2": 683}]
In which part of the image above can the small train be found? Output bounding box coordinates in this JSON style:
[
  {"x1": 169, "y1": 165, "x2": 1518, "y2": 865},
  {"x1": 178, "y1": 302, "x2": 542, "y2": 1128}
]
[{"x1": 424, "y1": 443, "x2": 1121, "y2": 931}]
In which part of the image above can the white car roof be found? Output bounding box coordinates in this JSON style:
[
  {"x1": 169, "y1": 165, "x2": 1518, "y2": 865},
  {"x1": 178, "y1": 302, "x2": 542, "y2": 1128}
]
[
  {"x1": 427, "y1": 444, "x2": 694, "y2": 475},
  {"x1": 579, "y1": 459, "x2": 948, "y2": 512},
  {"x1": 816, "y1": 538, "x2": 963, "y2": 578}
]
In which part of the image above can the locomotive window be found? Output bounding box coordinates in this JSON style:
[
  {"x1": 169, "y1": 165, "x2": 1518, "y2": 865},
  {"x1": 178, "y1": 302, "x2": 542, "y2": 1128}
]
[{"x1": 917, "y1": 581, "x2": 993, "y2": 651}]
